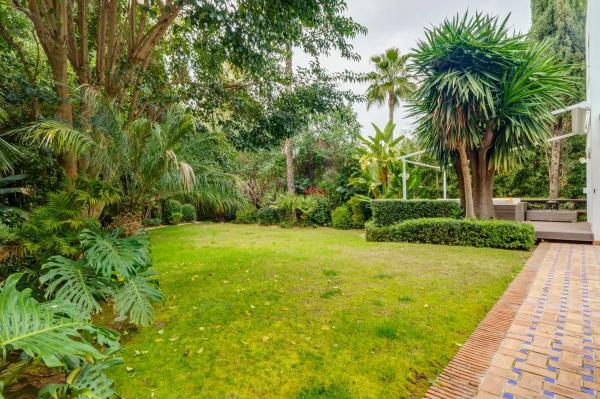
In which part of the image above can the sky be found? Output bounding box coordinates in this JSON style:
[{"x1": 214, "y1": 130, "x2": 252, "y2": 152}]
[{"x1": 295, "y1": 0, "x2": 532, "y2": 135}]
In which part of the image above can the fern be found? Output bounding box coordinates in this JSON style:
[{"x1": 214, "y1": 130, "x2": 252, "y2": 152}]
[
  {"x1": 80, "y1": 229, "x2": 150, "y2": 278},
  {"x1": 113, "y1": 270, "x2": 165, "y2": 326},
  {"x1": 40, "y1": 257, "x2": 112, "y2": 318}
]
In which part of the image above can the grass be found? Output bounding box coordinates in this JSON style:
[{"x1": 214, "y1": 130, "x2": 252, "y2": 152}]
[{"x1": 109, "y1": 223, "x2": 529, "y2": 398}]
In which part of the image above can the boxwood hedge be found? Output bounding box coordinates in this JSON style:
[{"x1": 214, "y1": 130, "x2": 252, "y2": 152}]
[
  {"x1": 365, "y1": 218, "x2": 535, "y2": 250},
  {"x1": 371, "y1": 199, "x2": 462, "y2": 226}
]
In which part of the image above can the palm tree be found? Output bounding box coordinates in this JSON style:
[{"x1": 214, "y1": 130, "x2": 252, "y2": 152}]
[
  {"x1": 410, "y1": 13, "x2": 574, "y2": 219},
  {"x1": 365, "y1": 48, "x2": 415, "y2": 123},
  {"x1": 20, "y1": 92, "x2": 244, "y2": 221}
]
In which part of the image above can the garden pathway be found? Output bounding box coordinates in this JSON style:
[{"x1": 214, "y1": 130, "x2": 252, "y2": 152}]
[{"x1": 424, "y1": 243, "x2": 600, "y2": 399}]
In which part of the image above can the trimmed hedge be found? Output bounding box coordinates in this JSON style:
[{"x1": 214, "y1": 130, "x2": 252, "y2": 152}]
[
  {"x1": 256, "y1": 207, "x2": 280, "y2": 225},
  {"x1": 181, "y1": 204, "x2": 197, "y2": 222},
  {"x1": 332, "y1": 206, "x2": 354, "y2": 230},
  {"x1": 371, "y1": 199, "x2": 462, "y2": 226},
  {"x1": 365, "y1": 218, "x2": 535, "y2": 250}
]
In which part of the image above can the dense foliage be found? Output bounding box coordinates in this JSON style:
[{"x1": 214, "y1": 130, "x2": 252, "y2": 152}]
[{"x1": 366, "y1": 218, "x2": 535, "y2": 250}]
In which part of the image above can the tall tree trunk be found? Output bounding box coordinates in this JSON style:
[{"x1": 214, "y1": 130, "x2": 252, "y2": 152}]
[
  {"x1": 284, "y1": 137, "x2": 295, "y2": 195},
  {"x1": 473, "y1": 128, "x2": 495, "y2": 219},
  {"x1": 469, "y1": 149, "x2": 481, "y2": 217},
  {"x1": 477, "y1": 158, "x2": 496, "y2": 219},
  {"x1": 457, "y1": 142, "x2": 475, "y2": 218},
  {"x1": 283, "y1": 47, "x2": 295, "y2": 195},
  {"x1": 549, "y1": 122, "x2": 563, "y2": 200},
  {"x1": 454, "y1": 157, "x2": 466, "y2": 211},
  {"x1": 49, "y1": 48, "x2": 77, "y2": 179},
  {"x1": 388, "y1": 92, "x2": 394, "y2": 123},
  {"x1": 26, "y1": 0, "x2": 77, "y2": 179}
]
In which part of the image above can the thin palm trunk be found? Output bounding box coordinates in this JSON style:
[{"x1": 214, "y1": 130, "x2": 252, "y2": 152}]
[
  {"x1": 457, "y1": 142, "x2": 475, "y2": 218},
  {"x1": 284, "y1": 137, "x2": 295, "y2": 195},
  {"x1": 388, "y1": 92, "x2": 394, "y2": 123},
  {"x1": 283, "y1": 48, "x2": 295, "y2": 194}
]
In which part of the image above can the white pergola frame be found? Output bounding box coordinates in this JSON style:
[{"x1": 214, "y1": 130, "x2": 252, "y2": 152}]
[{"x1": 398, "y1": 150, "x2": 447, "y2": 201}]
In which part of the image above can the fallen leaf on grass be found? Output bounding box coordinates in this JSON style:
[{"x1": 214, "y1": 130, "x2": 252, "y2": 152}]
[
  {"x1": 262, "y1": 336, "x2": 270, "y2": 342},
  {"x1": 196, "y1": 348, "x2": 204, "y2": 354},
  {"x1": 168, "y1": 336, "x2": 180, "y2": 342}
]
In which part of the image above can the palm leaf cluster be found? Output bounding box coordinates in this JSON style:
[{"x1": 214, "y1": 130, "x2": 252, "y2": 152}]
[
  {"x1": 364, "y1": 48, "x2": 416, "y2": 122},
  {"x1": 0, "y1": 273, "x2": 122, "y2": 398},
  {"x1": 0, "y1": 90, "x2": 21, "y2": 173},
  {"x1": 20, "y1": 91, "x2": 243, "y2": 217},
  {"x1": 40, "y1": 228, "x2": 164, "y2": 327},
  {"x1": 409, "y1": 12, "x2": 574, "y2": 169}
]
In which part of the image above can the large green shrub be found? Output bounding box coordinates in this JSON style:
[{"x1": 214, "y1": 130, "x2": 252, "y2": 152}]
[
  {"x1": 365, "y1": 218, "x2": 535, "y2": 250},
  {"x1": 169, "y1": 212, "x2": 183, "y2": 225},
  {"x1": 306, "y1": 196, "x2": 331, "y2": 226},
  {"x1": 256, "y1": 207, "x2": 280, "y2": 225},
  {"x1": 371, "y1": 199, "x2": 462, "y2": 226},
  {"x1": 181, "y1": 204, "x2": 197, "y2": 222},
  {"x1": 347, "y1": 196, "x2": 370, "y2": 228},
  {"x1": 143, "y1": 217, "x2": 161, "y2": 227},
  {"x1": 331, "y1": 206, "x2": 354, "y2": 230},
  {"x1": 164, "y1": 199, "x2": 183, "y2": 224},
  {"x1": 235, "y1": 207, "x2": 257, "y2": 224}
]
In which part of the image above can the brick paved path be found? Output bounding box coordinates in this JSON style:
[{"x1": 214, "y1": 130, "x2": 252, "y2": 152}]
[{"x1": 425, "y1": 243, "x2": 600, "y2": 399}]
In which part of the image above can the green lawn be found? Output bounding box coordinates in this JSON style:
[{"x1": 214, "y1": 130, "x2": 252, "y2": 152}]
[{"x1": 109, "y1": 223, "x2": 529, "y2": 398}]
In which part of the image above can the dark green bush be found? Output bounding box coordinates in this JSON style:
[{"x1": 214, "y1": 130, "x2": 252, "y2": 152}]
[
  {"x1": 347, "y1": 196, "x2": 370, "y2": 228},
  {"x1": 168, "y1": 212, "x2": 183, "y2": 225},
  {"x1": 164, "y1": 199, "x2": 182, "y2": 224},
  {"x1": 365, "y1": 218, "x2": 535, "y2": 250},
  {"x1": 143, "y1": 218, "x2": 161, "y2": 227},
  {"x1": 256, "y1": 207, "x2": 280, "y2": 225},
  {"x1": 331, "y1": 206, "x2": 354, "y2": 230},
  {"x1": 371, "y1": 199, "x2": 462, "y2": 226},
  {"x1": 181, "y1": 204, "x2": 197, "y2": 222},
  {"x1": 306, "y1": 196, "x2": 331, "y2": 226},
  {"x1": 235, "y1": 207, "x2": 257, "y2": 224}
]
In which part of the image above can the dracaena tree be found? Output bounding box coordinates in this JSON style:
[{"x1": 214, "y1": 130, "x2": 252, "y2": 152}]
[{"x1": 410, "y1": 12, "x2": 574, "y2": 218}]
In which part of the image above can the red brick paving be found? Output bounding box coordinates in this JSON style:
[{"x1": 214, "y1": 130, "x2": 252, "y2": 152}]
[{"x1": 424, "y1": 243, "x2": 600, "y2": 399}]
